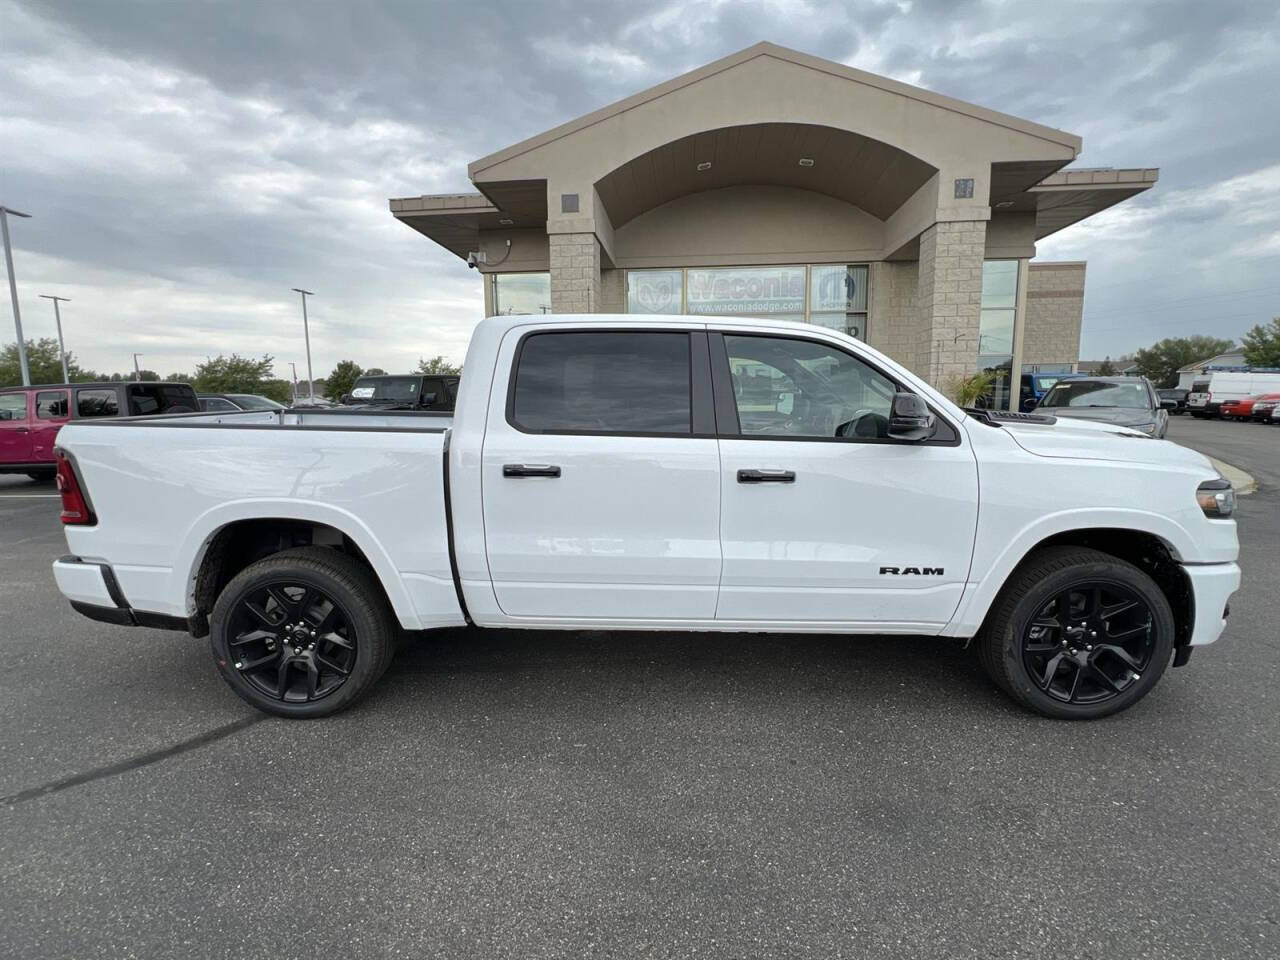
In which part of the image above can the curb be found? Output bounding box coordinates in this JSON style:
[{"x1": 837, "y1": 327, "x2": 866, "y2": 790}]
[{"x1": 1210, "y1": 458, "x2": 1257, "y2": 496}]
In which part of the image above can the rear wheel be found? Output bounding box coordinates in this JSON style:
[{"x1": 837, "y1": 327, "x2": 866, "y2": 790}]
[
  {"x1": 210, "y1": 547, "x2": 398, "y2": 718},
  {"x1": 978, "y1": 547, "x2": 1175, "y2": 720}
]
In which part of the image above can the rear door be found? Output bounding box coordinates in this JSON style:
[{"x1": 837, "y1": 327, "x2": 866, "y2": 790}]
[
  {"x1": 32, "y1": 390, "x2": 70, "y2": 461},
  {"x1": 480, "y1": 325, "x2": 722, "y2": 620},
  {"x1": 0, "y1": 391, "x2": 33, "y2": 464},
  {"x1": 711, "y1": 328, "x2": 979, "y2": 628}
]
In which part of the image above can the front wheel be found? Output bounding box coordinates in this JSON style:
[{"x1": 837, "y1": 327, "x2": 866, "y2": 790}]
[
  {"x1": 209, "y1": 547, "x2": 399, "y2": 718},
  {"x1": 978, "y1": 547, "x2": 1175, "y2": 720}
]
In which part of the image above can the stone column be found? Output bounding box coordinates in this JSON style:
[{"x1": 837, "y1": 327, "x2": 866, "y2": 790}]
[
  {"x1": 916, "y1": 219, "x2": 987, "y2": 392},
  {"x1": 549, "y1": 232, "x2": 601, "y2": 313}
]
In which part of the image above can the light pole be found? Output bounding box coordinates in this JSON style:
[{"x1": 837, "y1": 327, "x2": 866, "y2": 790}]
[
  {"x1": 1, "y1": 205, "x2": 33, "y2": 387},
  {"x1": 291, "y1": 288, "x2": 315, "y2": 400},
  {"x1": 39, "y1": 295, "x2": 71, "y2": 383},
  {"x1": 288, "y1": 361, "x2": 299, "y2": 405},
  {"x1": 133, "y1": 353, "x2": 144, "y2": 381}
]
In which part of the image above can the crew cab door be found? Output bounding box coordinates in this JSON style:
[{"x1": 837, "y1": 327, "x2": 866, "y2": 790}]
[
  {"x1": 32, "y1": 390, "x2": 70, "y2": 461},
  {"x1": 0, "y1": 392, "x2": 33, "y2": 464},
  {"x1": 710, "y1": 329, "x2": 979, "y2": 629},
  {"x1": 480, "y1": 326, "x2": 722, "y2": 620}
]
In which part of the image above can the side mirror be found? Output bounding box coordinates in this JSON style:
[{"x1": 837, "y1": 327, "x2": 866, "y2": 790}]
[{"x1": 888, "y1": 392, "x2": 935, "y2": 441}]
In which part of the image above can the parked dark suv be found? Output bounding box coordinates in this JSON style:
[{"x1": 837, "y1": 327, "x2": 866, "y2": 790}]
[
  {"x1": 342, "y1": 374, "x2": 459, "y2": 411},
  {"x1": 0, "y1": 381, "x2": 199, "y2": 479}
]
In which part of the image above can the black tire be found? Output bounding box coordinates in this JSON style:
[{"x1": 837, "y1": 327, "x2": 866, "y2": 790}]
[
  {"x1": 210, "y1": 546, "x2": 399, "y2": 718},
  {"x1": 977, "y1": 547, "x2": 1175, "y2": 720}
]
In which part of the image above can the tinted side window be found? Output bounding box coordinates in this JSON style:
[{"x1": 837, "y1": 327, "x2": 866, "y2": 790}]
[
  {"x1": 0, "y1": 393, "x2": 27, "y2": 419},
  {"x1": 723, "y1": 334, "x2": 896, "y2": 439},
  {"x1": 77, "y1": 389, "x2": 120, "y2": 418},
  {"x1": 36, "y1": 391, "x2": 69, "y2": 419},
  {"x1": 511, "y1": 332, "x2": 691, "y2": 434},
  {"x1": 128, "y1": 384, "x2": 197, "y2": 414}
]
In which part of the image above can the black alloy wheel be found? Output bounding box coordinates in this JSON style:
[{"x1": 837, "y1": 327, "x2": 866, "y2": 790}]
[
  {"x1": 226, "y1": 580, "x2": 357, "y2": 703},
  {"x1": 210, "y1": 546, "x2": 399, "y2": 718},
  {"x1": 1021, "y1": 581, "x2": 1155, "y2": 705}
]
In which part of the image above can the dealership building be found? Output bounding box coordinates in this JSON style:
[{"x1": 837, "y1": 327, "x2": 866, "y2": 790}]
[{"x1": 390, "y1": 43, "x2": 1157, "y2": 407}]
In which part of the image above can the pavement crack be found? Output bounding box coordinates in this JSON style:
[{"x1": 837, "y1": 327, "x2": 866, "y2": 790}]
[{"x1": 2, "y1": 715, "x2": 266, "y2": 808}]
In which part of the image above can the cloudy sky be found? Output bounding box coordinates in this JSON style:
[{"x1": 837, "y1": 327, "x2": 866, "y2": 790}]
[{"x1": 2, "y1": 0, "x2": 1278, "y2": 379}]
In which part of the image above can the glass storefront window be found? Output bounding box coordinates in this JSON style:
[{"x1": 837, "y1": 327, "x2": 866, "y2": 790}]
[
  {"x1": 810, "y1": 264, "x2": 869, "y2": 340},
  {"x1": 626, "y1": 269, "x2": 683, "y2": 314},
  {"x1": 492, "y1": 272, "x2": 551, "y2": 316},
  {"x1": 978, "y1": 260, "x2": 1019, "y2": 409},
  {"x1": 685, "y1": 266, "x2": 806, "y2": 318}
]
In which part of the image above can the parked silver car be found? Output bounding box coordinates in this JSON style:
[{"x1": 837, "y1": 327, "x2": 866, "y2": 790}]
[{"x1": 1035, "y1": 376, "x2": 1173, "y2": 438}]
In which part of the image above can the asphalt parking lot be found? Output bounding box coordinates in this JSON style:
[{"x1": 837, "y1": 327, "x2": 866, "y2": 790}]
[{"x1": 2, "y1": 417, "x2": 1277, "y2": 959}]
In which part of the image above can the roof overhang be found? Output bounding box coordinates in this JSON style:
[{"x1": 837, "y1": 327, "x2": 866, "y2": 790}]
[
  {"x1": 991, "y1": 166, "x2": 1159, "y2": 240},
  {"x1": 390, "y1": 187, "x2": 547, "y2": 260}
]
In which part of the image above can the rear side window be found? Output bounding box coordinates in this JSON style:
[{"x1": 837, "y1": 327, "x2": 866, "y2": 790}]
[
  {"x1": 76, "y1": 389, "x2": 119, "y2": 418},
  {"x1": 510, "y1": 331, "x2": 691, "y2": 434},
  {"x1": 127, "y1": 384, "x2": 198, "y2": 415},
  {"x1": 0, "y1": 393, "x2": 27, "y2": 419},
  {"x1": 36, "y1": 391, "x2": 69, "y2": 419}
]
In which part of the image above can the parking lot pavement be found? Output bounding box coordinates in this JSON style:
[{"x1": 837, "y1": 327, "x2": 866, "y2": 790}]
[
  {"x1": 2, "y1": 441, "x2": 1278, "y2": 959},
  {"x1": 1166, "y1": 414, "x2": 1280, "y2": 493}
]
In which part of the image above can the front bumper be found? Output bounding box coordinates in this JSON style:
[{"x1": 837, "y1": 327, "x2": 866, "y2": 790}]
[{"x1": 1183, "y1": 561, "x2": 1242, "y2": 646}]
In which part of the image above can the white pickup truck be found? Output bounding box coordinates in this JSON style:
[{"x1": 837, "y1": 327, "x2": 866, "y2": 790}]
[{"x1": 50, "y1": 315, "x2": 1241, "y2": 720}]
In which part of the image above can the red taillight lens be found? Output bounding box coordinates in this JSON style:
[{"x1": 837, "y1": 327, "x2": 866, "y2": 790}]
[{"x1": 55, "y1": 449, "x2": 95, "y2": 525}]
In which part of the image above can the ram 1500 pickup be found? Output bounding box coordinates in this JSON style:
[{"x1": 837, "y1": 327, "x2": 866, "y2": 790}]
[{"x1": 51, "y1": 315, "x2": 1241, "y2": 720}]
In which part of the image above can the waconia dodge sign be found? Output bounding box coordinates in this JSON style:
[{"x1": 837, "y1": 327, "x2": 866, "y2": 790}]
[{"x1": 687, "y1": 266, "x2": 805, "y2": 315}]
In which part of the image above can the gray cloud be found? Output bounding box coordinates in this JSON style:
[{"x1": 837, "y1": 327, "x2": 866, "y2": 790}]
[{"x1": 1, "y1": 0, "x2": 1278, "y2": 377}]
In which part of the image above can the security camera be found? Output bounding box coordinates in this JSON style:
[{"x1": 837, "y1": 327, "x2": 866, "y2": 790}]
[{"x1": 466, "y1": 251, "x2": 487, "y2": 269}]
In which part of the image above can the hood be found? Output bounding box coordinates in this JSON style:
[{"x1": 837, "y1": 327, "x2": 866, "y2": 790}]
[
  {"x1": 1039, "y1": 406, "x2": 1155, "y2": 426},
  {"x1": 990, "y1": 414, "x2": 1213, "y2": 470}
]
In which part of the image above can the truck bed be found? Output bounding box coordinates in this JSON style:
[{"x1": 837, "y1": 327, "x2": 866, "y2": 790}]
[{"x1": 54, "y1": 408, "x2": 463, "y2": 631}]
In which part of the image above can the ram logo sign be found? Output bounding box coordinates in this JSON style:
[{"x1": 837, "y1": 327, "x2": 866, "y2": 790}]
[{"x1": 879, "y1": 566, "x2": 944, "y2": 576}]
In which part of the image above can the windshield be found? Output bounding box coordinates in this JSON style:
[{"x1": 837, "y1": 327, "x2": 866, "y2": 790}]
[
  {"x1": 228, "y1": 394, "x2": 284, "y2": 410},
  {"x1": 1032, "y1": 376, "x2": 1061, "y2": 392},
  {"x1": 350, "y1": 377, "x2": 420, "y2": 401},
  {"x1": 1040, "y1": 381, "x2": 1151, "y2": 409}
]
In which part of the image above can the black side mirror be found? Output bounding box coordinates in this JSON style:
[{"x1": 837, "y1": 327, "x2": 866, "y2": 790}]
[{"x1": 888, "y1": 392, "x2": 935, "y2": 441}]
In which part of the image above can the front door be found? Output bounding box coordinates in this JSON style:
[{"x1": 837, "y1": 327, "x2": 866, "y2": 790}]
[
  {"x1": 32, "y1": 390, "x2": 70, "y2": 462},
  {"x1": 712, "y1": 330, "x2": 979, "y2": 629},
  {"x1": 0, "y1": 392, "x2": 33, "y2": 465},
  {"x1": 481, "y1": 326, "x2": 722, "y2": 620}
]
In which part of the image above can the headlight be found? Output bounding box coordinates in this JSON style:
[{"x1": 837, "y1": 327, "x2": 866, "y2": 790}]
[
  {"x1": 1135, "y1": 422, "x2": 1157, "y2": 435},
  {"x1": 1196, "y1": 478, "x2": 1235, "y2": 518}
]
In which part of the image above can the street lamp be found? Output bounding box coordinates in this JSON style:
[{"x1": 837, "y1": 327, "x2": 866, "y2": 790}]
[
  {"x1": 133, "y1": 353, "x2": 144, "y2": 381},
  {"x1": 1, "y1": 205, "x2": 33, "y2": 387},
  {"x1": 39, "y1": 295, "x2": 71, "y2": 383},
  {"x1": 288, "y1": 361, "x2": 299, "y2": 405},
  {"x1": 291, "y1": 288, "x2": 315, "y2": 400}
]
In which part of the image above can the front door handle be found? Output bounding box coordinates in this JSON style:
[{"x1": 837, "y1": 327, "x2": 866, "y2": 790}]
[
  {"x1": 737, "y1": 469, "x2": 795, "y2": 484},
  {"x1": 503, "y1": 463, "x2": 561, "y2": 478},
  {"x1": 14, "y1": 427, "x2": 30, "y2": 433}
]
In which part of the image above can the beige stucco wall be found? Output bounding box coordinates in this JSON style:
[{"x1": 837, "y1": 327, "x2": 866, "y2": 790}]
[
  {"x1": 613, "y1": 185, "x2": 884, "y2": 268},
  {"x1": 1022, "y1": 261, "x2": 1086, "y2": 368},
  {"x1": 867, "y1": 260, "x2": 920, "y2": 372}
]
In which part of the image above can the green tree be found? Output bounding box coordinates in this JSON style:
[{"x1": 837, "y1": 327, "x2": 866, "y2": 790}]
[
  {"x1": 326, "y1": 360, "x2": 363, "y2": 401},
  {"x1": 1132, "y1": 336, "x2": 1235, "y2": 388},
  {"x1": 364, "y1": 367, "x2": 387, "y2": 376},
  {"x1": 192, "y1": 354, "x2": 288, "y2": 402},
  {"x1": 1241, "y1": 317, "x2": 1280, "y2": 368},
  {"x1": 416, "y1": 355, "x2": 462, "y2": 375},
  {"x1": 0, "y1": 338, "x2": 85, "y2": 387},
  {"x1": 1095, "y1": 356, "x2": 1117, "y2": 376}
]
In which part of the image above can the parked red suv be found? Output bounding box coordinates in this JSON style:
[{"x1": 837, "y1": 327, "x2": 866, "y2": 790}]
[{"x1": 0, "y1": 381, "x2": 199, "y2": 480}]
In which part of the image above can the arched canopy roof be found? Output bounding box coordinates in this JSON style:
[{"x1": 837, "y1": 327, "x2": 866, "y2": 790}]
[{"x1": 594, "y1": 123, "x2": 937, "y2": 227}]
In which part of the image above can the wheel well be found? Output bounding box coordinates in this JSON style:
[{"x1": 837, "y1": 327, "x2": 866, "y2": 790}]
[
  {"x1": 189, "y1": 519, "x2": 381, "y2": 637},
  {"x1": 1019, "y1": 528, "x2": 1193, "y2": 650}
]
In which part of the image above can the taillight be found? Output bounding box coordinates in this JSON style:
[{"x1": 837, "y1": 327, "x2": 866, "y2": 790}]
[{"x1": 55, "y1": 449, "x2": 96, "y2": 525}]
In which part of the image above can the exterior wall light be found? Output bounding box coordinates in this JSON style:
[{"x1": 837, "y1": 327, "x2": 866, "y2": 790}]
[
  {"x1": 995, "y1": 200, "x2": 1015, "y2": 208},
  {"x1": 696, "y1": 161, "x2": 712, "y2": 171},
  {"x1": 498, "y1": 218, "x2": 514, "y2": 225},
  {"x1": 798, "y1": 158, "x2": 815, "y2": 167}
]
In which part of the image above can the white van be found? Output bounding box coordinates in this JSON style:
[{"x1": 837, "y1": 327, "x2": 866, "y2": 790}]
[{"x1": 1187, "y1": 370, "x2": 1280, "y2": 417}]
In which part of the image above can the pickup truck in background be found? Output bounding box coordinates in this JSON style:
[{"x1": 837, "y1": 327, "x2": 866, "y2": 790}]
[
  {"x1": 50, "y1": 315, "x2": 1240, "y2": 720},
  {"x1": 1, "y1": 380, "x2": 199, "y2": 480},
  {"x1": 343, "y1": 373, "x2": 459, "y2": 411}
]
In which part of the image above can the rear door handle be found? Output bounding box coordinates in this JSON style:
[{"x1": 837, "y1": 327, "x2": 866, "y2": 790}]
[
  {"x1": 737, "y1": 469, "x2": 795, "y2": 484},
  {"x1": 503, "y1": 463, "x2": 561, "y2": 478},
  {"x1": 14, "y1": 427, "x2": 29, "y2": 433}
]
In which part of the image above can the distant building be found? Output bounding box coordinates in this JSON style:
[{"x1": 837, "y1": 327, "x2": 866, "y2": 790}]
[
  {"x1": 1176, "y1": 348, "x2": 1246, "y2": 389},
  {"x1": 391, "y1": 43, "x2": 1157, "y2": 410}
]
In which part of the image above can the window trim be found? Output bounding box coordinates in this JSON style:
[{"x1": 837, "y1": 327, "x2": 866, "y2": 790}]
[
  {"x1": 709, "y1": 330, "x2": 961, "y2": 447},
  {"x1": 503, "y1": 328, "x2": 717, "y2": 438}
]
